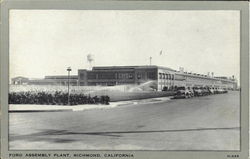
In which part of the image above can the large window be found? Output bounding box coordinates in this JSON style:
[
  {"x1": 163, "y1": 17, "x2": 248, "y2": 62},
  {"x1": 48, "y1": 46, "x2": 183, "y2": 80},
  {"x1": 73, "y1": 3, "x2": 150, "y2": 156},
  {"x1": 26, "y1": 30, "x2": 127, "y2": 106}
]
[
  {"x1": 159, "y1": 73, "x2": 162, "y2": 79},
  {"x1": 147, "y1": 72, "x2": 156, "y2": 80},
  {"x1": 80, "y1": 73, "x2": 85, "y2": 80},
  {"x1": 137, "y1": 73, "x2": 141, "y2": 79},
  {"x1": 128, "y1": 73, "x2": 133, "y2": 79},
  {"x1": 98, "y1": 72, "x2": 116, "y2": 79},
  {"x1": 87, "y1": 72, "x2": 96, "y2": 79},
  {"x1": 162, "y1": 74, "x2": 165, "y2": 79},
  {"x1": 118, "y1": 73, "x2": 134, "y2": 79}
]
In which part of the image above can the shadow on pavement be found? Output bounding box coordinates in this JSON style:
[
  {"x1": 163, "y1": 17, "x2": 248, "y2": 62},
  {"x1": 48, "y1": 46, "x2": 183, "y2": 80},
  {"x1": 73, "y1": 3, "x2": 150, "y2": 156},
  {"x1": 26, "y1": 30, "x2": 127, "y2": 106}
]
[{"x1": 10, "y1": 126, "x2": 240, "y2": 143}]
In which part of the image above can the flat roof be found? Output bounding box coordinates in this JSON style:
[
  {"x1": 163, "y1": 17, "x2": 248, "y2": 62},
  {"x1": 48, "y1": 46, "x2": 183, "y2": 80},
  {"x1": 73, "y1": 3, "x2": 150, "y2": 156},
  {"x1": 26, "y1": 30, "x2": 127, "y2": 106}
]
[
  {"x1": 175, "y1": 71, "x2": 236, "y2": 83},
  {"x1": 92, "y1": 65, "x2": 175, "y2": 71},
  {"x1": 45, "y1": 75, "x2": 78, "y2": 79},
  {"x1": 11, "y1": 76, "x2": 29, "y2": 80}
]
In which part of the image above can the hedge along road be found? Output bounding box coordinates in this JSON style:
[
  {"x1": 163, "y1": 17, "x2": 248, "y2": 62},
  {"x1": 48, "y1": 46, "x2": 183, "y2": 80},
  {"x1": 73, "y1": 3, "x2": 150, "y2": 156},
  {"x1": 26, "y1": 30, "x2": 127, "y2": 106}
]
[{"x1": 9, "y1": 91, "x2": 239, "y2": 150}]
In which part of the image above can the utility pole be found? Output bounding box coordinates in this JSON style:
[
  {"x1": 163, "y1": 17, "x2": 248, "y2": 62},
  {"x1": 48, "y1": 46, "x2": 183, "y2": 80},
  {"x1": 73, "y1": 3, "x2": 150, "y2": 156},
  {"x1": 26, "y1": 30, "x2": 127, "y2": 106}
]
[
  {"x1": 149, "y1": 56, "x2": 152, "y2": 65},
  {"x1": 67, "y1": 67, "x2": 72, "y2": 105}
]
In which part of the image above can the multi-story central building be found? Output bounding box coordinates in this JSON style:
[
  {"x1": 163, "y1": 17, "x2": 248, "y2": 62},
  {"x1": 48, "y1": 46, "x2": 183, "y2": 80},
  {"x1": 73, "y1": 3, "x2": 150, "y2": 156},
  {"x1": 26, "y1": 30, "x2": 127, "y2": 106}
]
[{"x1": 78, "y1": 66, "x2": 161, "y2": 86}]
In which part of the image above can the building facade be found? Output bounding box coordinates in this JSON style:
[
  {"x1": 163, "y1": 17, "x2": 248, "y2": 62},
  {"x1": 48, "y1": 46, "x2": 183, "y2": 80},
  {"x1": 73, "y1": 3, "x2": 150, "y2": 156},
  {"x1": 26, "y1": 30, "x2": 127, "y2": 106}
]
[
  {"x1": 78, "y1": 65, "x2": 238, "y2": 91},
  {"x1": 11, "y1": 65, "x2": 238, "y2": 90},
  {"x1": 11, "y1": 76, "x2": 29, "y2": 85},
  {"x1": 12, "y1": 75, "x2": 78, "y2": 86},
  {"x1": 78, "y1": 66, "x2": 160, "y2": 87}
]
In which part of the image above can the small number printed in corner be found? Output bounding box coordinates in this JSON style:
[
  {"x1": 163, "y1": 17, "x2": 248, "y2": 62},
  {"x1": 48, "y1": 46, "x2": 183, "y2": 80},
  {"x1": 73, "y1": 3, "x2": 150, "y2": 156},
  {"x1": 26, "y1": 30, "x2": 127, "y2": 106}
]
[{"x1": 227, "y1": 154, "x2": 239, "y2": 158}]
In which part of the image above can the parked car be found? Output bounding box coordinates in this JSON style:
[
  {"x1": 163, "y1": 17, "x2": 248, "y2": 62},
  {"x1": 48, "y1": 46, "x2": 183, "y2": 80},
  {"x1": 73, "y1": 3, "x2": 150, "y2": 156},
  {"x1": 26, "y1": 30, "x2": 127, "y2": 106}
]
[
  {"x1": 208, "y1": 87, "x2": 215, "y2": 94},
  {"x1": 193, "y1": 87, "x2": 203, "y2": 96},
  {"x1": 217, "y1": 88, "x2": 228, "y2": 94},
  {"x1": 201, "y1": 87, "x2": 210, "y2": 96},
  {"x1": 187, "y1": 87, "x2": 194, "y2": 97},
  {"x1": 213, "y1": 88, "x2": 219, "y2": 94},
  {"x1": 223, "y1": 89, "x2": 228, "y2": 93},
  {"x1": 174, "y1": 87, "x2": 192, "y2": 99}
]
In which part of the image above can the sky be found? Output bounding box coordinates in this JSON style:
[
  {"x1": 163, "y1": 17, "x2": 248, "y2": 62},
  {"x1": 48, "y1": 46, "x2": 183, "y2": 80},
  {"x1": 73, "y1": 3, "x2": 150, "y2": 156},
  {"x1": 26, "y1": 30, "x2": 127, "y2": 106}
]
[{"x1": 9, "y1": 10, "x2": 240, "y2": 80}]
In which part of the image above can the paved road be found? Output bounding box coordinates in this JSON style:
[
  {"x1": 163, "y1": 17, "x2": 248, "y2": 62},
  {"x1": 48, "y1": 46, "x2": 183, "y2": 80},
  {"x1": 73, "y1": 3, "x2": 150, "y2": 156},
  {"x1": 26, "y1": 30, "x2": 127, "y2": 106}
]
[{"x1": 9, "y1": 91, "x2": 240, "y2": 150}]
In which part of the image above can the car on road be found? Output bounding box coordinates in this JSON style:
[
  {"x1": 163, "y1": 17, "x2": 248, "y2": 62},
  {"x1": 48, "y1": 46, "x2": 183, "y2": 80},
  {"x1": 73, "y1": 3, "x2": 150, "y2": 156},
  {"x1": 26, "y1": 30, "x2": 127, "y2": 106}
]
[
  {"x1": 174, "y1": 87, "x2": 192, "y2": 99},
  {"x1": 193, "y1": 87, "x2": 203, "y2": 96},
  {"x1": 217, "y1": 88, "x2": 222, "y2": 94},
  {"x1": 201, "y1": 87, "x2": 210, "y2": 96},
  {"x1": 208, "y1": 87, "x2": 215, "y2": 94},
  {"x1": 223, "y1": 89, "x2": 228, "y2": 93},
  {"x1": 217, "y1": 88, "x2": 228, "y2": 94},
  {"x1": 187, "y1": 87, "x2": 194, "y2": 97},
  {"x1": 214, "y1": 88, "x2": 219, "y2": 94}
]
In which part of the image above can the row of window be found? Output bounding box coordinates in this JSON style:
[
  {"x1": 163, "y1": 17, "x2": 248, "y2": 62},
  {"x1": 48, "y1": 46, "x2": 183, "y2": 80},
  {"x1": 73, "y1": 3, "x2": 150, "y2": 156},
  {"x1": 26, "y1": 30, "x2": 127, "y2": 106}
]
[
  {"x1": 185, "y1": 76, "x2": 218, "y2": 84},
  {"x1": 98, "y1": 73, "x2": 116, "y2": 79},
  {"x1": 159, "y1": 73, "x2": 174, "y2": 80},
  {"x1": 81, "y1": 72, "x2": 134, "y2": 80},
  {"x1": 168, "y1": 74, "x2": 230, "y2": 85},
  {"x1": 80, "y1": 72, "x2": 160, "y2": 80},
  {"x1": 137, "y1": 72, "x2": 157, "y2": 80},
  {"x1": 118, "y1": 73, "x2": 133, "y2": 79}
]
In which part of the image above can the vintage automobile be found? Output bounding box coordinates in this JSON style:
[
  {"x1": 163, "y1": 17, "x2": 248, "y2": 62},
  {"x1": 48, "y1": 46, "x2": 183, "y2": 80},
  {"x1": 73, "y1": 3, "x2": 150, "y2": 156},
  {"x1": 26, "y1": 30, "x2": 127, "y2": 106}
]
[
  {"x1": 187, "y1": 87, "x2": 194, "y2": 97},
  {"x1": 217, "y1": 88, "x2": 228, "y2": 94},
  {"x1": 174, "y1": 86, "x2": 192, "y2": 99},
  {"x1": 218, "y1": 88, "x2": 224, "y2": 94},
  {"x1": 201, "y1": 87, "x2": 210, "y2": 96},
  {"x1": 214, "y1": 88, "x2": 219, "y2": 94},
  {"x1": 193, "y1": 87, "x2": 203, "y2": 96},
  {"x1": 208, "y1": 87, "x2": 215, "y2": 94},
  {"x1": 223, "y1": 89, "x2": 228, "y2": 93}
]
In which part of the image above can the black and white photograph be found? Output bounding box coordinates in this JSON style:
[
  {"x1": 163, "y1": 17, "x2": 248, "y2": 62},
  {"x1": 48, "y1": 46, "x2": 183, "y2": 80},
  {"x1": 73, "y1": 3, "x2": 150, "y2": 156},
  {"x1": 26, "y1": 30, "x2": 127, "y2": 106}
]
[{"x1": 8, "y1": 8, "x2": 241, "y2": 152}]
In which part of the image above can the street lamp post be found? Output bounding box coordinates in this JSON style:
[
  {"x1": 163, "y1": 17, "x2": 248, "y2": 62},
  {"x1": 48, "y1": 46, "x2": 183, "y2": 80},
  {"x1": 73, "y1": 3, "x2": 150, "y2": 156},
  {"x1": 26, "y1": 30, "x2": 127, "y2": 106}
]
[{"x1": 67, "y1": 67, "x2": 72, "y2": 105}]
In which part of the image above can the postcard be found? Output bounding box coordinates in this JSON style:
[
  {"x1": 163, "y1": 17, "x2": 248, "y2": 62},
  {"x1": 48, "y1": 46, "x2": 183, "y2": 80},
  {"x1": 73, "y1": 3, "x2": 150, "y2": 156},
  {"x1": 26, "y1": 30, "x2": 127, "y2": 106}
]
[{"x1": 1, "y1": 1, "x2": 249, "y2": 159}]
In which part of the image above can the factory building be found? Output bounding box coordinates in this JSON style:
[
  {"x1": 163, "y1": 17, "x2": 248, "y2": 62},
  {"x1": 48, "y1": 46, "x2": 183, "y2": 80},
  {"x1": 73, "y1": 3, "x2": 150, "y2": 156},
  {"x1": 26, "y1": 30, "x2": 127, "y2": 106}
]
[
  {"x1": 12, "y1": 75, "x2": 78, "y2": 86},
  {"x1": 11, "y1": 76, "x2": 29, "y2": 85},
  {"x1": 78, "y1": 65, "x2": 238, "y2": 90},
  {"x1": 11, "y1": 65, "x2": 238, "y2": 90},
  {"x1": 78, "y1": 66, "x2": 161, "y2": 86}
]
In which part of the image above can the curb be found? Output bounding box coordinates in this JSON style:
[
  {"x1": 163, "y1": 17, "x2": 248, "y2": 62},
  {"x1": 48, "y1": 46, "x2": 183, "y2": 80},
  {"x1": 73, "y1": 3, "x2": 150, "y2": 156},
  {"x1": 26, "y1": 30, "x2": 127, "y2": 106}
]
[{"x1": 9, "y1": 109, "x2": 72, "y2": 113}]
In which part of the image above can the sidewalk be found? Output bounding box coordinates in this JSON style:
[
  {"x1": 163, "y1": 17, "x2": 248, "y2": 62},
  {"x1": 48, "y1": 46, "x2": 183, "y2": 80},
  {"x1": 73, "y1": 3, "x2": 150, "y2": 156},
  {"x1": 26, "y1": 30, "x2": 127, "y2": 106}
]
[
  {"x1": 9, "y1": 97, "x2": 171, "y2": 113},
  {"x1": 9, "y1": 103, "x2": 120, "y2": 112}
]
